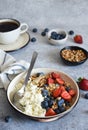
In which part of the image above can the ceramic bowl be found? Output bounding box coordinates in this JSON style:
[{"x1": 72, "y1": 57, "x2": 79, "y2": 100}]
[
  {"x1": 60, "y1": 46, "x2": 88, "y2": 66},
  {"x1": 7, "y1": 68, "x2": 79, "y2": 122},
  {"x1": 47, "y1": 29, "x2": 68, "y2": 45}
]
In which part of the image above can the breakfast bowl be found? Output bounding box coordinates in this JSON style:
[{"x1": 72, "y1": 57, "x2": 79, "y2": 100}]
[
  {"x1": 47, "y1": 29, "x2": 68, "y2": 45},
  {"x1": 7, "y1": 68, "x2": 79, "y2": 122},
  {"x1": 60, "y1": 46, "x2": 88, "y2": 66}
]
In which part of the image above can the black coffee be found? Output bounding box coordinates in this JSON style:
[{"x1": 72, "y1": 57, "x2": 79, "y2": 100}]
[{"x1": 0, "y1": 21, "x2": 19, "y2": 32}]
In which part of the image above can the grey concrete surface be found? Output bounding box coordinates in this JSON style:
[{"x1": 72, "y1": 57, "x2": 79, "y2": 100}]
[{"x1": 0, "y1": 0, "x2": 88, "y2": 130}]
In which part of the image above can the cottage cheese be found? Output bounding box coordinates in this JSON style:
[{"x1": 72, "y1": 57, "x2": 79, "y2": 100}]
[{"x1": 17, "y1": 81, "x2": 46, "y2": 117}]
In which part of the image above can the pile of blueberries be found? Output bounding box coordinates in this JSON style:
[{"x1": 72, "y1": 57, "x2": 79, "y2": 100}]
[
  {"x1": 50, "y1": 31, "x2": 66, "y2": 40},
  {"x1": 41, "y1": 89, "x2": 70, "y2": 114}
]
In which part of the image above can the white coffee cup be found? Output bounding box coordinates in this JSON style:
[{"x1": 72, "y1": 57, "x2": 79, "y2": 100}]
[{"x1": 0, "y1": 18, "x2": 28, "y2": 44}]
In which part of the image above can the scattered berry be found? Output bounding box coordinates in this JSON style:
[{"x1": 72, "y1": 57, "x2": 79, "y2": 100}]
[
  {"x1": 78, "y1": 78, "x2": 88, "y2": 91},
  {"x1": 68, "y1": 30, "x2": 74, "y2": 35},
  {"x1": 44, "y1": 28, "x2": 49, "y2": 32},
  {"x1": 74, "y1": 35, "x2": 83, "y2": 44},
  {"x1": 41, "y1": 31, "x2": 46, "y2": 36},
  {"x1": 32, "y1": 28, "x2": 38, "y2": 33},
  {"x1": 5, "y1": 115, "x2": 12, "y2": 123},
  {"x1": 84, "y1": 93, "x2": 88, "y2": 99},
  {"x1": 31, "y1": 37, "x2": 36, "y2": 42}
]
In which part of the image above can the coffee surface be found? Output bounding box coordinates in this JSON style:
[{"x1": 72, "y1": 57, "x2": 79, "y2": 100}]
[{"x1": 0, "y1": 22, "x2": 19, "y2": 32}]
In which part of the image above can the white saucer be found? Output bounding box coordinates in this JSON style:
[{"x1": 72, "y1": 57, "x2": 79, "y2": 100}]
[{"x1": 0, "y1": 32, "x2": 30, "y2": 52}]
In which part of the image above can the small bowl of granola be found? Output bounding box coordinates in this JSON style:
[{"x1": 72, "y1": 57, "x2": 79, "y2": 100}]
[
  {"x1": 7, "y1": 68, "x2": 79, "y2": 122},
  {"x1": 60, "y1": 46, "x2": 88, "y2": 66}
]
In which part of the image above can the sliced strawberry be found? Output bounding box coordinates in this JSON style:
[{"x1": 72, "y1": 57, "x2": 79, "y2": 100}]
[
  {"x1": 47, "y1": 78, "x2": 54, "y2": 84},
  {"x1": 56, "y1": 78, "x2": 64, "y2": 85},
  {"x1": 69, "y1": 89, "x2": 76, "y2": 97},
  {"x1": 74, "y1": 35, "x2": 83, "y2": 44},
  {"x1": 51, "y1": 72, "x2": 60, "y2": 79},
  {"x1": 61, "y1": 91, "x2": 72, "y2": 101},
  {"x1": 60, "y1": 86, "x2": 65, "y2": 92},
  {"x1": 45, "y1": 108, "x2": 56, "y2": 116},
  {"x1": 52, "y1": 87, "x2": 61, "y2": 98}
]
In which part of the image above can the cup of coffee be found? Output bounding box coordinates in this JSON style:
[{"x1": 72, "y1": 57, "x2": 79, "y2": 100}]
[{"x1": 0, "y1": 18, "x2": 28, "y2": 44}]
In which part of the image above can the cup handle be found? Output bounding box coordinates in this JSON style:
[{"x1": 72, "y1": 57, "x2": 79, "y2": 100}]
[{"x1": 20, "y1": 23, "x2": 28, "y2": 34}]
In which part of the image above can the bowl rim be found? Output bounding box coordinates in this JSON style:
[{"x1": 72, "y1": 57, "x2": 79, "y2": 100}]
[
  {"x1": 60, "y1": 46, "x2": 88, "y2": 65},
  {"x1": 7, "y1": 68, "x2": 80, "y2": 119}
]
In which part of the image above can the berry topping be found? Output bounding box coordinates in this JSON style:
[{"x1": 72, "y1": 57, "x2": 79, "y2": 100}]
[
  {"x1": 41, "y1": 100, "x2": 49, "y2": 109},
  {"x1": 41, "y1": 89, "x2": 49, "y2": 97},
  {"x1": 57, "y1": 99, "x2": 65, "y2": 107}
]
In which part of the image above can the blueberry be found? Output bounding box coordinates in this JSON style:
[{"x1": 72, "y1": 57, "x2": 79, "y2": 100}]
[
  {"x1": 31, "y1": 37, "x2": 36, "y2": 42},
  {"x1": 41, "y1": 31, "x2": 46, "y2": 36},
  {"x1": 41, "y1": 89, "x2": 49, "y2": 97},
  {"x1": 51, "y1": 31, "x2": 57, "y2": 37},
  {"x1": 5, "y1": 115, "x2": 12, "y2": 123},
  {"x1": 59, "y1": 34, "x2": 66, "y2": 39},
  {"x1": 48, "y1": 99, "x2": 54, "y2": 107},
  {"x1": 65, "y1": 101, "x2": 71, "y2": 107},
  {"x1": 36, "y1": 72, "x2": 44, "y2": 77},
  {"x1": 44, "y1": 84, "x2": 48, "y2": 87},
  {"x1": 41, "y1": 100, "x2": 48, "y2": 109},
  {"x1": 65, "y1": 86, "x2": 71, "y2": 92},
  {"x1": 57, "y1": 99, "x2": 65, "y2": 107},
  {"x1": 59, "y1": 106, "x2": 66, "y2": 113},
  {"x1": 44, "y1": 97, "x2": 50, "y2": 101},
  {"x1": 56, "y1": 34, "x2": 61, "y2": 40},
  {"x1": 54, "y1": 108, "x2": 60, "y2": 114},
  {"x1": 68, "y1": 30, "x2": 74, "y2": 35},
  {"x1": 44, "y1": 28, "x2": 49, "y2": 32},
  {"x1": 32, "y1": 28, "x2": 38, "y2": 33},
  {"x1": 84, "y1": 93, "x2": 88, "y2": 99}
]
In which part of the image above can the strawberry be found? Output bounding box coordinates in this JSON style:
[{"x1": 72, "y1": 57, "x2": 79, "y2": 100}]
[
  {"x1": 52, "y1": 87, "x2": 61, "y2": 98},
  {"x1": 47, "y1": 78, "x2": 54, "y2": 84},
  {"x1": 45, "y1": 108, "x2": 56, "y2": 116},
  {"x1": 61, "y1": 90, "x2": 72, "y2": 101},
  {"x1": 56, "y1": 78, "x2": 64, "y2": 85},
  {"x1": 78, "y1": 77, "x2": 88, "y2": 91},
  {"x1": 69, "y1": 89, "x2": 76, "y2": 97},
  {"x1": 74, "y1": 35, "x2": 83, "y2": 44},
  {"x1": 51, "y1": 72, "x2": 60, "y2": 79}
]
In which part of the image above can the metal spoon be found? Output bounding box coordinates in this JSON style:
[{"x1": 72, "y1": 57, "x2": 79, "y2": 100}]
[{"x1": 13, "y1": 51, "x2": 38, "y2": 102}]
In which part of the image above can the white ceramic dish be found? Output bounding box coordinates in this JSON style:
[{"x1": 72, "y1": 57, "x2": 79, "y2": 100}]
[
  {"x1": 0, "y1": 32, "x2": 30, "y2": 52},
  {"x1": 7, "y1": 68, "x2": 79, "y2": 122},
  {"x1": 48, "y1": 29, "x2": 68, "y2": 45}
]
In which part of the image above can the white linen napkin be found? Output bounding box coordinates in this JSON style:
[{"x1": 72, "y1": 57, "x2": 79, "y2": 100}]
[{"x1": 0, "y1": 49, "x2": 29, "y2": 90}]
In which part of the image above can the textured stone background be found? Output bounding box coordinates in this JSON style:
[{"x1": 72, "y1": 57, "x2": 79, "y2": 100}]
[{"x1": 0, "y1": 0, "x2": 88, "y2": 130}]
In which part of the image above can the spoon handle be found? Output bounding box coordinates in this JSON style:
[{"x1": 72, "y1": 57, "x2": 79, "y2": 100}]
[{"x1": 24, "y1": 51, "x2": 38, "y2": 86}]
